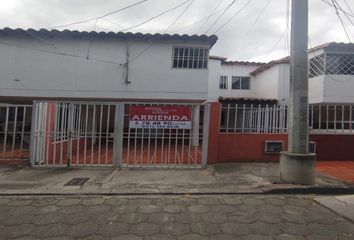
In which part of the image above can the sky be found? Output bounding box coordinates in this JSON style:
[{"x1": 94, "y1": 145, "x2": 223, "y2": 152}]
[{"x1": 0, "y1": 0, "x2": 353, "y2": 62}]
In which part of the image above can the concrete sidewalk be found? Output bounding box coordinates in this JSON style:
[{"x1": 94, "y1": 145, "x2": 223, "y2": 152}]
[{"x1": 0, "y1": 163, "x2": 353, "y2": 195}]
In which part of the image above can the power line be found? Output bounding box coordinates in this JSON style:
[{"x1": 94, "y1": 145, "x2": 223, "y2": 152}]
[
  {"x1": 46, "y1": 0, "x2": 148, "y2": 29},
  {"x1": 127, "y1": 0, "x2": 194, "y2": 64},
  {"x1": 333, "y1": 0, "x2": 354, "y2": 27},
  {"x1": 259, "y1": 29, "x2": 287, "y2": 62},
  {"x1": 0, "y1": 40, "x2": 122, "y2": 65},
  {"x1": 196, "y1": 0, "x2": 225, "y2": 33},
  {"x1": 320, "y1": 0, "x2": 354, "y2": 18},
  {"x1": 204, "y1": 0, "x2": 237, "y2": 34},
  {"x1": 212, "y1": 0, "x2": 252, "y2": 34},
  {"x1": 242, "y1": 0, "x2": 271, "y2": 37},
  {"x1": 119, "y1": 0, "x2": 191, "y2": 32},
  {"x1": 172, "y1": 5, "x2": 231, "y2": 33},
  {"x1": 331, "y1": 0, "x2": 352, "y2": 42}
]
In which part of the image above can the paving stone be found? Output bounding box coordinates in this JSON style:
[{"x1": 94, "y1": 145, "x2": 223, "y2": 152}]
[
  {"x1": 174, "y1": 197, "x2": 198, "y2": 205},
  {"x1": 200, "y1": 212, "x2": 228, "y2": 223},
  {"x1": 220, "y1": 222, "x2": 250, "y2": 235},
  {"x1": 0, "y1": 224, "x2": 36, "y2": 238},
  {"x1": 119, "y1": 213, "x2": 147, "y2": 224},
  {"x1": 242, "y1": 235, "x2": 274, "y2": 240},
  {"x1": 129, "y1": 223, "x2": 160, "y2": 236},
  {"x1": 242, "y1": 198, "x2": 265, "y2": 206},
  {"x1": 70, "y1": 221, "x2": 99, "y2": 238},
  {"x1": 56, "y1": 198, "x2": 82, "y2": 206},
  {"x1": 81, "y1": 197, "x2": 105, "y2": 206},
  {"x1": 187, "y1": 204, "x2": 210, "y2": 213},
  {"x1": 221, "y1": 197, "x2": 243, "y2": 205},
  {"x1": 104, "y1": 197, "x2": 129, "y2": 205},
  {"x1": 275, "y1": 234, "x2": 306, "y2": 240},
  {"x1": 198, "y1": 197, "x2": 221, "y2": 205},
  {"x1": 164, "y1": 204, "x2": 186, "y2": 213},
  {"x1": 248, "y1": 222, "x2": 282, "y2": 236},
  {"x1": 137, "y1": 205, "x2": 161, "y2": 213},
  {"x1": 111, "y1": 234, "x2": 143, "y2": 240},
  {"x1": 279, "y1": 223, "x2": 308, "y2": 235},
  {"x1": 177, "y1": 234, "x2": 204, "y2": 240},
  {"x1": 146, "y1": 234, "x2": 176, "y2": 240},
  {"x1": 174, "y1": 212, "x2": 203, "y2": 223},
  {"x1": 160, "y1": 223, "x2": 190, "y2": 236},
  {"x1": 207, "y1": 234, "x2": 238, "y2": 240},
  {"x1": 190, "y1": 223, "x2": 221, "y2": 236},
  {"x1": 97, "y1": 222, "x2": 130, "y2": 236},
  {"x1": 31, "y1": 223, "x2": 70, "y2": 238},
  {"x1": 147, "y1": 212, "x2": 174, "y2": 223}
]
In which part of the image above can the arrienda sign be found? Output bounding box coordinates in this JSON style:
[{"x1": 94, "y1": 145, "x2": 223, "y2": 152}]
[{"x1": 129, "y1": 106, "x2": 192, "y2": 129}]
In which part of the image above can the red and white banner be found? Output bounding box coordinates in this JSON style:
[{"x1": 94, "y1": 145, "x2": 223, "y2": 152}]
[{"x1": 129, "y1": 106, "x2": 192, "y2": 129}]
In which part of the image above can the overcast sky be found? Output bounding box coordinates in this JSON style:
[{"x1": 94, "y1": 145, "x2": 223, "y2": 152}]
[{"x1": 0, "y1": 0, "x2": 353, "y2": 62}]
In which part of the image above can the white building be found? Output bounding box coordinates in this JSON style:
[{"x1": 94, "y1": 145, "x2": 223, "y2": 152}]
[
  {"x1": 210, "y1": 42, "x2": 354, "y2": 106},
  {"x1": 0, "y1": 28, "x2": 217, "y2": 103}
]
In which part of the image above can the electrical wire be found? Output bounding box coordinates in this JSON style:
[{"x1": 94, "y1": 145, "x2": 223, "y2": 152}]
[
  {"x1": 212, "y1": 0, "x2": 252, "y2": 34},
  {"x1": 242, "y1": 0, "x2": 271, "y2": 37},
  {"x1": 127, "y1": 0, "x2": 194, "y2": 64},
  {"x1": 259, "y1": 29, "x2": 287, "y2": 62},
  {"x1": 0, "y1": 40, "x2": 122, "y2": 65},
  {"x1": 331, "y1": 0, "x2": 352, "y2": 42},
  {"x1": 196, "y1": 0, "x2": 225, "y2": 33},
  {"x1": 46, "y1": 0, "x2": 148, "y2": 29},
  {"x1": 172, "y1": 4, "x2": 232, "y2": 33},
  {"x1": 204, "y1": 0, "x2": 237, "y2": 34},
  {"x1": 320, "y1": 0, "x2": 354, "y2": 18},
  {"x1": 333, "y1": 0, "x2": 354, "y2": 27},
  {"x1": 119, "y1": 0, "x2": 191, "y2": 32}
]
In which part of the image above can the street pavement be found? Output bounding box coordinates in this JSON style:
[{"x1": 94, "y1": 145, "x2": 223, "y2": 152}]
[
  {"x1": 0, "y1": 195, "x2": 354, "y2": 240},
  {"x1": 0, "y1": 163, "x2": 352, "y2": 195}
]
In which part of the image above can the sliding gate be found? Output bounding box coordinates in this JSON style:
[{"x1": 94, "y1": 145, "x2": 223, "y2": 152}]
[{"x1": 31, "y1": 101, "x2": 209, "y2": 168}]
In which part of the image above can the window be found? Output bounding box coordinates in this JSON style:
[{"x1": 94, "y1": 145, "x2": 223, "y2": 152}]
[
  {"x1": 325, "y1": 53, "x2": 354, "y2": 75},
  {"x1": 219, "y1": 76, "x2": 228, "y2": 89},
  {"x1": 232, "y1": 77, "x2": 250, "y2": 90},
  {"x1": 172, "y1": 47, "x2": 209, "y2": 69},
  {"x1": 309, "y1": 53, "x2": 354, "y2": 78},
  {"x1": 309, "y1": 54, "x2": 325, "y2": 78}
]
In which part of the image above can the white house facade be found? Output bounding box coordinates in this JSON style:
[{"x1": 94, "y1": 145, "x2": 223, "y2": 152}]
[{"x1": 0, "y1": 28, "x2": 217, "y2": 103}]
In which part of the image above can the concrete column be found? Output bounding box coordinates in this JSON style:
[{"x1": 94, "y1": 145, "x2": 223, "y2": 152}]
[
  {"x1": 192, "y1": 105, "x2": 200, "y2": 147},
  {"x1": 280, "y1": 0, "x2": 316, "y2": 185},
  {"x1": 113, "y1": 103, "x2": 124, "y2": 168}
]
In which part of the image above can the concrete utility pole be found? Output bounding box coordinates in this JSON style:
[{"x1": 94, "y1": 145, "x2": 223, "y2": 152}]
[{"x1": 280, "y1": 0, "x2": 316, "y2": 185}]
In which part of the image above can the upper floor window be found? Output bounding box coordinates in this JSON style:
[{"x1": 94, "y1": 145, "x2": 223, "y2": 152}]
[
  {"x1": 232, "y1": 76, "x2": 250, "y2": 90},
  {"x1": 219, "y1": 76, "x2": 228, "y2": 89},
  {"x1": 309, "y1": 53, "x2": 354, "y2": 78},
  {"x1": 172, "y1": 47, "x2": 209, "y2": 69}
]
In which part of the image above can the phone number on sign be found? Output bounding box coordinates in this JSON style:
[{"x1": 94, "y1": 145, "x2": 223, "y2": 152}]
[{"x1": 129, "y1": 121, "x2": 191, "y2": 129}]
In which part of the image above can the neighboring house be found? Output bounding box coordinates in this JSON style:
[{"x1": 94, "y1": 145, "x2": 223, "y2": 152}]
[
  {"x1": 0, "y1": 28, "x2": 217, "y2": 103},
  {"x1": 210, "y1": 42, "x2": 354, "y2": 106}
]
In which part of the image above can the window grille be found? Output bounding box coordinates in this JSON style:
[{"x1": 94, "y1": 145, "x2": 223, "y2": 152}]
[
  {"x1": 325, "y1": 53, "x2": 354, "y2": 75},
  {"x1": 308, "y1": 54, "x2": 325, "y2": 78},
  {"x1": 172, "y1": 47, "x2": 209, "y2": 69},
  {"x1": 219, "y1": 76, "x2": 228, "y2": 89},
  {"x1": 232, "y1": 77, "x2": 250, "y2": 90}
]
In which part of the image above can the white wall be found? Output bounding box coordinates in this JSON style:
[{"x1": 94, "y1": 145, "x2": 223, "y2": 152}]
[
  {"x1": 251, "y1": 65, "x2": 279, "y2": 101},
  {"x1": 207, "y1": 59, "x2": 221, "y2": 102},
  {"x1": 0, "y1": 37, "x2": 210, "y2": 101},
  {"x1": 323, "y1": 75, "x2": 354, "y2": 103},
  {"x1": 218, "y1": 64, "x2": 260, "y2": 99}
]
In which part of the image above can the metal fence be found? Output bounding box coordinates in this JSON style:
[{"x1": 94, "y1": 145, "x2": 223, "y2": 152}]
[
  {"x1": 220, "y1": 104, "x2": 287, "y2": 133},
  {"x1": 220, "y1": 103, "x2": 354, "y2": 134},
  {"x1": 30, "y1": 101, "x2": 209, "y2": 168},
  {"x1": 0, "y1": 104, "x2": 32, "y2": 161}
]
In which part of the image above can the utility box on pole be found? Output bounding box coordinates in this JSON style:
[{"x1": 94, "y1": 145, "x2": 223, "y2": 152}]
[{"x1": 280, "y1": 0, "x2": 316, "y2": 185}]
